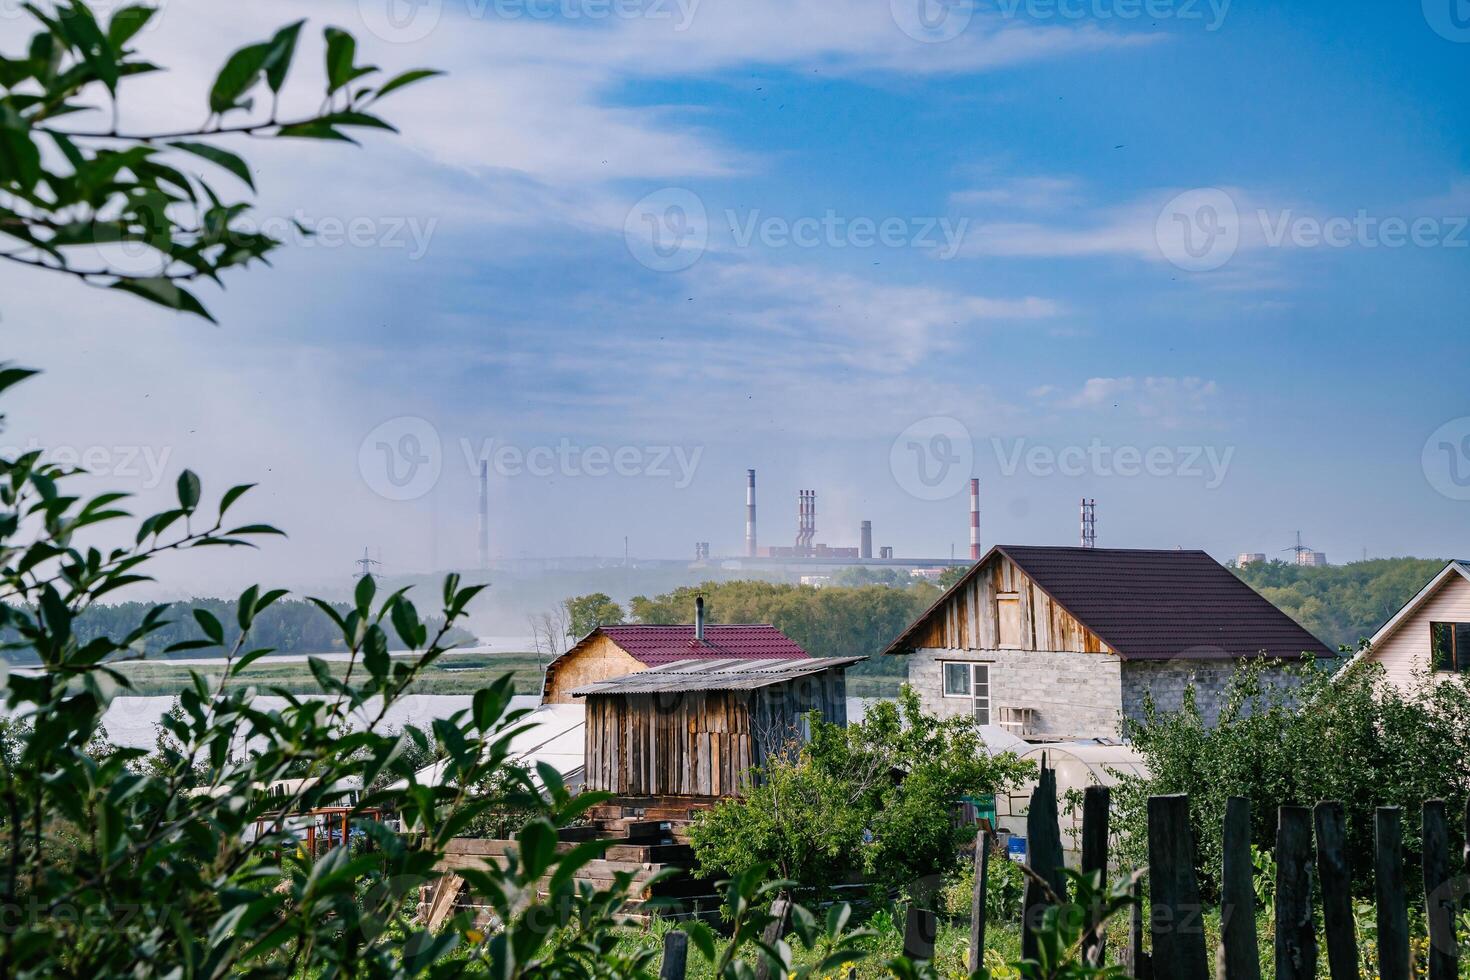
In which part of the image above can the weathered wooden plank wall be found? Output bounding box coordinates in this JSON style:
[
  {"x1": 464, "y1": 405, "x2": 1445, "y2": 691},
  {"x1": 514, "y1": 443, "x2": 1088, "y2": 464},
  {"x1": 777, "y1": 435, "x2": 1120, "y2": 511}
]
[
  {"x1": 583, "y1": 668, "x2": 848, "y2": 797},
  {"x1": 910, "y1": 554, "x2": 1109, "y2": 654}
]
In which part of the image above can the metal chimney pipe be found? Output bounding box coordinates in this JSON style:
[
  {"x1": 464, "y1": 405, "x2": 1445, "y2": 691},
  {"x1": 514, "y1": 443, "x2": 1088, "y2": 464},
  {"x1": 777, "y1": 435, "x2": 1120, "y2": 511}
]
[
  {"x1": 860, "y1": 520, "x2": 873, "y2": 559},
  {"x1": 969, "y1": 478, "x2": 981, "y2": 560},
  {"x1": 745, "y1": 469, "x2": 757, "y2": 557},
  {"x1": 808, "y1": 489, "x2": 817, "y2": 549},
  {"x1": 478, "y1": 459, "x2": 490, "y2": 570},
  {"x1": 694, "y1": 596, "x2": 705, "y2": 642}
]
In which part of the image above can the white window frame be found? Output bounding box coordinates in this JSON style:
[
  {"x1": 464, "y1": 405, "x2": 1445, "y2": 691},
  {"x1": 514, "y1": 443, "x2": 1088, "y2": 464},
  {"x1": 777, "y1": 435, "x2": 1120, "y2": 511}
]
[{"x1": 941, "y1": 661, "x2": 991, "y2": 725}]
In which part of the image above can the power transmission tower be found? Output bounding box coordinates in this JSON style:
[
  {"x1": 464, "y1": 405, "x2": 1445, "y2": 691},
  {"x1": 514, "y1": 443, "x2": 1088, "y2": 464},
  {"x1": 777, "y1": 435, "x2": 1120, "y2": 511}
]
[{"x1": 355, "y1": 547, "x2": 382, "y2": 582}]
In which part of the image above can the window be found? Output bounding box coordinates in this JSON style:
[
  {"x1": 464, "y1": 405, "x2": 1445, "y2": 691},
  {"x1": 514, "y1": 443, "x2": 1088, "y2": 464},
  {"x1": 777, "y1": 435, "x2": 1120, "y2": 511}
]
[
  {"x1": 941, "y1": 662, "x2": 991, "y2": 725},
  {"x1": 943, "y1": 662, "x2": 971, "y2": 696},
  {"x1": 1431, "y1": 622, "x2": 1470, "y2": 672}
]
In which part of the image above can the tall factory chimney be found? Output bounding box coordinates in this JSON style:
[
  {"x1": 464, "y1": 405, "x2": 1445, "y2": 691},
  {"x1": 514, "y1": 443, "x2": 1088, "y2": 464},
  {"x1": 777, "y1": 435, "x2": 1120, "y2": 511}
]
[
  {"x1": 969, "y1": 478, "x2": 981, "y2": 560},
  {"x1": 794, "y1": 490, "x2": 805, "y2": 550},
  {"x1": 860, "y1": 520, "x2": 873, "y2": 559},
  {"x1": 745, "y1": 469, "x2": 757, "y2": 557},
  {"x1": 477, "y1": 459, "x2": 490, "y2": 570},
  {"x1": 808, "y1": 489, "x2": 817, "y2": 550}
]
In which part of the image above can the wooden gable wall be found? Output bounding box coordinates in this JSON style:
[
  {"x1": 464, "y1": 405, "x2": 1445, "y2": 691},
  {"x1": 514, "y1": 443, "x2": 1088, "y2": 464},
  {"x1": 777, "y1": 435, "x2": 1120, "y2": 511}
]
[
  {"x1": 909, "y1": 553, "x2": 1109, "y2": 654},
  {"x1": 542, "y1": 633, "x2": 646, "y2": 704}
]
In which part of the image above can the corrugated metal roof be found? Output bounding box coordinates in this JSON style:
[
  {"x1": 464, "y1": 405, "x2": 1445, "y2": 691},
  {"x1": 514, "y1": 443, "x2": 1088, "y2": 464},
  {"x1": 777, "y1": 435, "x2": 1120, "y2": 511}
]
[
  {"x1": 594, "y1": 624, "x2": 810, "y2": 664},
  {"x1": 887, "y1": 545, "x2": 1333, "y2": 662},
  {"x1": 570, "y1": 655, "x2": 861, "y2": 696}
]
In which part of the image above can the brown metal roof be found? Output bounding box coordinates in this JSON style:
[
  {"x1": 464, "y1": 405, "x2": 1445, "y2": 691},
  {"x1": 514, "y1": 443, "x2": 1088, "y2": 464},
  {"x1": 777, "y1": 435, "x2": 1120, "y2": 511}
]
[
  {"x1": 594, "y1": 624, "x2": 809, "y2": 664},
  {"x1": 885, "y1": 545, "x2": 1333, "y2": 662},
  {"x1": 569, "y1": 656, "x2": 861, "y2": 696}
]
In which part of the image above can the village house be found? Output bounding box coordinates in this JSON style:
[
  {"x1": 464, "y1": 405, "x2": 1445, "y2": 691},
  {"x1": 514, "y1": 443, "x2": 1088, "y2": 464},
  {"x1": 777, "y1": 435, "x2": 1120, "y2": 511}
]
[
  {"x1": 542, "y1": 599, "x2": 855, "y2": 802},
  {"x1": 570, "y1": 655, "x2": 856, "y2": 798},
  {"x1": 883, "y1": 545, "x2": 1332, "y2": 739},
  {"x1": 1342, "y1": 559, "x2": 1470, "y2": 688}
]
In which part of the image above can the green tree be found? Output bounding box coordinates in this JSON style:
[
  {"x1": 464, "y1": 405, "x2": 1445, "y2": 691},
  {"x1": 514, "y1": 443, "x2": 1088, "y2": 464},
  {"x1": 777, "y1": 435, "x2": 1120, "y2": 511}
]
[
  {"x1": 938, "y1": 564, "x2": 972, "y2": 590},
  {"x1": 689, "y1": 687, "x2": 1032, "y2": 897},
  {"x1": 1233, "y1": 557, "x2": 1446, "y2": 649},
  {"x1": 1112, "y1": 657, "x2": 1470, "y2": 897},
  {"x1": 629, "y1": 580, "x2": 936, "y2": 677},
  {"x1": 562, "y1": 592, "x2": 624, "y2": 639},
  {"x1": 1, "y1": 2, "x2": 439, "y2": 319}
]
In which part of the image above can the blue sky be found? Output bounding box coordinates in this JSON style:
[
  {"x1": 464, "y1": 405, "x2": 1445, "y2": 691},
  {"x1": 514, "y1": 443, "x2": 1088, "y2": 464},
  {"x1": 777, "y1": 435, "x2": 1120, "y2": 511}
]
[{"x1": 7, "y1": 0, "x2": 1469, "y2": 592}]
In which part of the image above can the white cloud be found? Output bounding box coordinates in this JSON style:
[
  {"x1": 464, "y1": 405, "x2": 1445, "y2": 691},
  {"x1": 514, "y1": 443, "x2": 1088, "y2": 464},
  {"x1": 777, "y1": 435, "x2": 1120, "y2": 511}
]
[
  {"x1": 950, "y1": 175, "x2": 1083, "y2": 210},
  {"x1": 1036, "y1": 376, "x2": 1221, "y2": 428}
]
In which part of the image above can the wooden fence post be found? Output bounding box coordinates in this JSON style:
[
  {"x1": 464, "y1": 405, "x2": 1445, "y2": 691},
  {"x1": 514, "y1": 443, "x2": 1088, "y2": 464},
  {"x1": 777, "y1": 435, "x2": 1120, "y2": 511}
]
[
  {"x1": 1081, "y1": 785, "x2": 1110, "y2": 967},
  {"x1": 969, "y1": 829, "x2": 990, "y2": 974},
  {"x1": 1147, "y1": 794, "x2": 1207, "y2": 980},
  {"x1": 1375, "y1": 806, "x2": 1410, "y2": 980},
  {"x1": 659, "y1": 930, "x2": 688, "y2": 980},
  {"x1": 1274, "y1": 805, "x2": 1317, "y2": 980},
  {"x1": 1314, "y1": 802, "x2": 1357, "y2": 980},
  {"x1": 1023, "y1": 758, "x2": 1066, "y2": 963},
  {"x1": 1216, "y1": 796, "x2": 1260, "y2": 980},
  {"x1": 1422, "y1": 800, "x2": 1459, "y2": 980},
  {"x1": 1127, "y1": 875, "x2": 1150, "y2": 979},
  {"x1": 753, "y1": 898, "x2": 789, "y2": 980}
]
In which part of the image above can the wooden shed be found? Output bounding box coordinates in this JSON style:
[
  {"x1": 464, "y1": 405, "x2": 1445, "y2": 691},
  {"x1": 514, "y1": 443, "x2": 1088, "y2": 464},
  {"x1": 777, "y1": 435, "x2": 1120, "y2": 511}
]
[{"x1": 571, "y1": 656, "x2": 859, "y2": 799}]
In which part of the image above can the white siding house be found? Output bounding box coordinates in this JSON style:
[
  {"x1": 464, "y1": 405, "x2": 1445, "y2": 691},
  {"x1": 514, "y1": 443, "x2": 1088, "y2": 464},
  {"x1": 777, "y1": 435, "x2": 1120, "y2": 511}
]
[{"x1": 1346, "y1": 560, "x2": 1470, "y2": 689}]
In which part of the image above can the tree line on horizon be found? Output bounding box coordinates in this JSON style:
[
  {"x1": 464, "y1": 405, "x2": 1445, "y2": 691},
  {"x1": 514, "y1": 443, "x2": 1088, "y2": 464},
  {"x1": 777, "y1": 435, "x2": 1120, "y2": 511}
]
[{"x1": 0, "y1": 597, "x2": 475, "y2": 664}]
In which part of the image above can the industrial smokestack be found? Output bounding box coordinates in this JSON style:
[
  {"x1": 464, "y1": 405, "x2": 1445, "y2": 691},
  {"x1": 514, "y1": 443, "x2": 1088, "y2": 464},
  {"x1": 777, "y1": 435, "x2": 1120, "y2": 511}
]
[
  {"x1": 860, "y1": 520, "x2": 873, "y2": 559},
  {"x1": 478, "y1": 459, "x2": 490, "y2": 570},
  {"x1": 746, "y1": 469, "x2": 757, "y2": 557},
  {"x1": 808, "y1": 489, "x2": 817, "y2": 549},
  {"x1": 795, "y1": 490, "x2": 804, "y2": 549},
  {"x1": 969, "y1": 478, "x2": 980, "y2": 560},
  {"x1": 694, "y1": 596, "x2": 706, "y2": 642}
]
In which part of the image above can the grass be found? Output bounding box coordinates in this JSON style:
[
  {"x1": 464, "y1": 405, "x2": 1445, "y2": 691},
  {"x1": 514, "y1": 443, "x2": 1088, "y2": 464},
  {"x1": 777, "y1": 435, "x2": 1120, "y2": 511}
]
[{"x1": 106, "y1": 651, "x2": 548, "y2": 697}]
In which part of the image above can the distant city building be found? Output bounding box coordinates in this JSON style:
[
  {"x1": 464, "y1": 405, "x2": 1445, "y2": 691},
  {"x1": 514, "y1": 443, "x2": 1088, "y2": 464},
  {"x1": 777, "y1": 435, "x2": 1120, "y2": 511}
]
[
  {"x1": 879, "y1": 546, "x2": 894, "y2": 559},
  {"x1": 1236, "y1": 553, "x2": 1267, "y2": 566},
  {"x1": 1296, "y1": 551, "x2": 1328, "y2": 567},
  {"x1": 799, "y1": 575, "x2": 833, "y2": 587},
  {"x1": 909, "y1": 567, "x2": 943, "y2": 581}
]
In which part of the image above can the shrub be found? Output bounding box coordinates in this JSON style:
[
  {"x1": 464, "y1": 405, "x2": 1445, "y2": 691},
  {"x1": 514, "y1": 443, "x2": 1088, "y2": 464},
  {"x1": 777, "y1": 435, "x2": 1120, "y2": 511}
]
[
  {"x1": 1112, "y1": 657, "x2": 1470, "y2": 897},
  {"x1": 690, "y1": 687, "x2": 1032, "y2": 898}
]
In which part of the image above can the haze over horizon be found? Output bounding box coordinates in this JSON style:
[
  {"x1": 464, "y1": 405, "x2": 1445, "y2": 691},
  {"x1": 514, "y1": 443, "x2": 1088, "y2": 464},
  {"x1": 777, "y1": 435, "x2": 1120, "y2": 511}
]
[{"x1": 6, "y1": 0, "x2": 1468, "y2": 599}]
